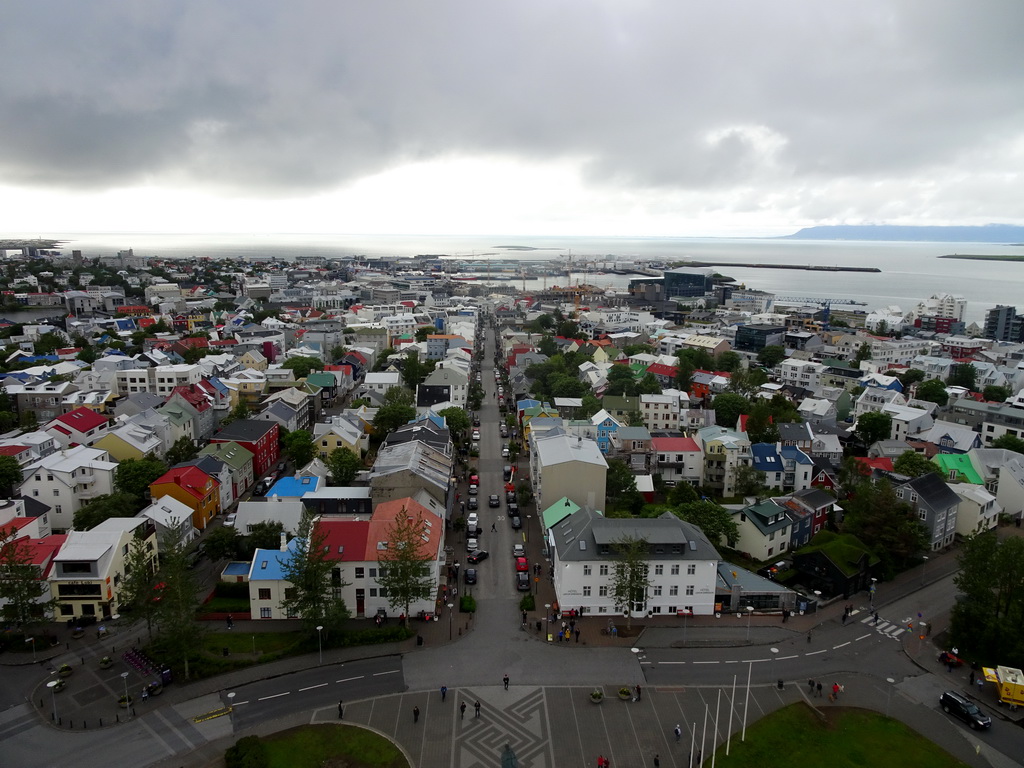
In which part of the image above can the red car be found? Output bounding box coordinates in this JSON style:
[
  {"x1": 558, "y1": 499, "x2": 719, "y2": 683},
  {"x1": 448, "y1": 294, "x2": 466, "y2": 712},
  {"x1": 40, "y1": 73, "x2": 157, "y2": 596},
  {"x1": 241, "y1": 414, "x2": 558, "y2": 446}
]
[{"x1": 515, "y1": 557, "x2": 529, "y2": 572}]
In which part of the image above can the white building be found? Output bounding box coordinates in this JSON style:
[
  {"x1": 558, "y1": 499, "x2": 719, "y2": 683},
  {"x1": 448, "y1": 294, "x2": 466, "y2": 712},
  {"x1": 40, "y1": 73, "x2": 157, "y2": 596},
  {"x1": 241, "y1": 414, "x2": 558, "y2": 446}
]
[{"x1": 20, "y1": 446, "x2": 119, "y2": 532}]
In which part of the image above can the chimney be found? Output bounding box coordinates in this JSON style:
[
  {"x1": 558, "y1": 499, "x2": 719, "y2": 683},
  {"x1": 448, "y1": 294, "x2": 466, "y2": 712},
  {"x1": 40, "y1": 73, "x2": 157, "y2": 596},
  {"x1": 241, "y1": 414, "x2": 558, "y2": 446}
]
[{"x1": 279, "y1": 531, "x2": 288, "y2": 551}]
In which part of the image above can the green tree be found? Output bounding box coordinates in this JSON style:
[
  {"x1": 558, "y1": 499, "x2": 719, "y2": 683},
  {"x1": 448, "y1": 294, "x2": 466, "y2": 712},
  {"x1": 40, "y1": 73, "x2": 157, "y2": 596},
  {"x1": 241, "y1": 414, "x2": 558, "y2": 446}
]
[
  {"x1": 326, "y1": 447, "x2": 362, "y2": 486},
  {"x1": 73, "y1": 492, "x2": 140, "y2": 530},
  {"x1": 855, "y1": 411, "x2": 893, "y2": 447},
  {"x1": 33, "y1": 332, "x2": 67, "y2": 356},
  {"x1": 116, "y1": 534, "x2": 160, "y2": 638},
  {"x1": 727, "y1": 367, "x2": 768, "y2": 398},
  {"x1": 992, "y1": 434, "x2": 1024, "y2": 455},
  {"x1": 166, "y1": 436, "x2": 199, "y2": 466},
  {"x1": 744, "y1": 401, "x2": 779, "y2": 444},
  {"x1": 438, "y1": 407, "x2": 470, "y2": 436},
  {"x1": 536, "y1": 335, "x2": 558, "y2": 358},
  {"x1": 0, "y1": 523, "x2": 58, "y2": 628},
  {"x1": 283, "y1": 429, "x2": 315, "y2": 467},
  {"x1": 0, "y1": 455, "x2": 23, "y2": 495},
  {"x1": 578, "y1": 394, "x2": 602, "y2": 419},
  {"x1": 330, "y1": 345, "x2": 347, "y2": 363},
  {"x1": 756, "y1": 345, "x2": 786, "y2": 368},
  {"x1": 893, "y1": 451, "x2": 939, "y2": 478},
  {"x1": 556, "y1": 320, "x2": 582, "y2": 339},
  {"x1": 281, "y1": 355, "x2": 323, "y2": 380},
  {"x1": 376, "y1": 507, "x2": 436, "y2": 625},
  {"x1": 604, "y1": 364, "x2": 637, "y2": 397},
  {"x1": 608, "y1": 535, "x2": 652, "y2": 630},
  {"x1": 715, "y1": 351, "x2": 742, "y2": 373},
  {"x1": 914, "y1": 379, "x2": 949, "y2": 407},
  {"x1": 711, "y1": 393, "x2": 751, "y2": 430},
  {"x1": 401, "y1": 350, "x2": 434, "y2": 389},
  {"x1": 635, "y1": 372, "x2": 663, "y2": 396},
  {"x1": 840, "y1": 480, "x2": 928, "y2": 578},
  {"x1": 984, "y1": 385, "x2": 1012, "y2": 403},
  {"x1": 948, "y1": 363, "x2": 977, "y2": 390},
  {"x1": 153, "y1": 521, "x2": 205, "y2": 680},
  {"x1": 854, "y1": 342, "x2": 872, "y2": 364},
  {"x1": 373, "y1": 387, "x2": 416, "y2": 435},
  {"x1": 673, "y1": 500, "x2": 739, "y2": 547},
  {"x1": 204, "y1": 526, "x2": 242, "y2": 561},
  {"x1": 677, "y1": 348, "x2": 715, "y2": 371},
  {"x1": 243, "y1": 521, "x2": 286, "y2": 557},
  {"x1": 949, "y1": 533, "x2": 1024, "y2": 667},
  {"x1": 605, "y1": 459, "x2": 644, "y2": 515},
  {"x1": 734, "y1": 464, "x2": 769, "y2": 499},
  {"x1": 623, "y1": 343, "x2": 654, "y2": 356},
  {"x1": 374, "y1": 348, "x2": 396, "y2": 371},
  {"x1": 279, "y1": 509, "x2": 350, "y2": 637},
  {"x1": 667, "y1": 482, "x2": 700, "y2": 507},
  {"x1": 896, "y1": 369, "x2": 926, "y2": 389},
  {"x1": 114, "y1": 457, "x2": 168, "y2": 501},
  {"x1": 674, "y1": 356, "x2": 694, "y2": 391}
]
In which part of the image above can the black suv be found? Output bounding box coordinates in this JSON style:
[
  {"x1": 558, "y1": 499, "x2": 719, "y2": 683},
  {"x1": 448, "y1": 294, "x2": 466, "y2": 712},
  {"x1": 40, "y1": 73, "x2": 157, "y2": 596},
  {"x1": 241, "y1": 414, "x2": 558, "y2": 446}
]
[{"x1": 939, "y1": 691, "x2": 991, "y2": 730}]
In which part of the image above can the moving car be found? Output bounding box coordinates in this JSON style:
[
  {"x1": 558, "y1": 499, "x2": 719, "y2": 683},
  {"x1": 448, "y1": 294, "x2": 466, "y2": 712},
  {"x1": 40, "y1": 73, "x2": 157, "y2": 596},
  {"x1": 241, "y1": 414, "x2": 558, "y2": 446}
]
[
  {"x1": 488, "y1": 494, "x2": 500, "y2": 508},
  {"x1": 467, "y1": 550, "x2": 489, "y2": 564},
  {"x1": 464, "y1": 568, "x2": 478, "y2": 585},
  {"x1": 515, "y1": 556, "x2": 529, "y2": 572},
  {"x1": 512, "y1": 544, "x2": 525, "y2": 557},
  {"x1": 939, "y1": 690, "x2": 991, "y2": 730},
  {"x1": 516, "y1": 572, "x2": 531, "y2": 591}
]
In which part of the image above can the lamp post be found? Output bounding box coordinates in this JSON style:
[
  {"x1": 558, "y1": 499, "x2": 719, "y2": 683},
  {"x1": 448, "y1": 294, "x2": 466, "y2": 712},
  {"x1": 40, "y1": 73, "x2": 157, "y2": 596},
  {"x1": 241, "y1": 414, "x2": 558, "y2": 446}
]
[
  {"x1": 745, "y1": 605, "x2": 754, "y2": 641},
  {"x1": 447, "y1": 602, "x2": 454, "y2": 640},
  {"x1": 770, "y1": 646, "x2": 779, "y2": 685},
  {"x1": 46, "y1": 680, "x2": 58, "y2": 722},
  {"x1": 526, "y1": 514, "x2": 531, "y2": 543},
  {"x1": 885, "y1": 677, "x2": 895, "y2": 717},
  {"x1": 316, "y1": 625, "x2": 324, "y2": 666},
  {"x1": 921, "y1": 555, "x2": 929, "y2": 585},
  {"x1": 870, "y1": 577, "x2": 877, "y2": 610},
  {"x1": 26, "y1": 636, "x2": 36, "y2": 663},
  {"x1": 121, "y1": 671, "x2": 131, "y2": 718},
  {"x1": 228, "y1": 691, "x2": 236, "y2": 710},
  {"x1": 544, "y1": 603, "x2": 551, "y2": 642}
]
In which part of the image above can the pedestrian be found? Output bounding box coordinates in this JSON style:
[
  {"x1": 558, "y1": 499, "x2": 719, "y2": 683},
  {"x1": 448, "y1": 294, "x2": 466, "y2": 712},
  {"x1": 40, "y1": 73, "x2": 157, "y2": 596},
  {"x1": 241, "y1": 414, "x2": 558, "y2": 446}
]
[
  {"x1": 841, "y1": 613, "x2": 847, "y2": 626},
  {"x1": 674, "y1": 724, "x2": 682, "y2": 742},
  {"x1": 807, "y1": 631, "x2": 812, "y2": 644},
  {"x1": 460, "y1": 701, "x2": 466, "y2": 720},
  {"x1": 503, "y1": 674, "x2": 510, "y2": 690},
  {"x1": 441, "y1": 685, "x2": 448, "y2": 702},
  {"x1": 977, "y1": 678, "x2": 984, "y2": 692},
  {"x1": 522, "y1": 610, "x2": 527, "y2": 626},
  {"x1": 808, "y1": 678, "x2": 815, "y2": 693},
  {"x1": 474, "y1": 700, "x2": 481, "y2": 718},
  {"x1": 491, "y1": 522, "x2": 497, "y2": 532},
  {"x1": 413, "y1": 705, "x2": 419, "y2": 723},
  {"x1": 635, "y1": 684, "x2": 642, "y2": 701},
  {"x1": 558, "y1": 630, "x2": 564, "y2": 642},
  {"x1": 142, "y1": 687, "x2": 149, "y2": 702},
  {"x1": 832, "y1": 682, "x2": 840, "y2": 698},
  {"x1": 338, "y1": 699, "x2": 344, "y2": 719},
  {"x1": 874, "y1": 611, "x2": 880, "y2": 625},
  {"x1": 596, "y1": 757, "x2": 605, "y2": 768},
  {"x1": 575, "y1": 627, "x2": 581, "y2": 643},
  {"x1": 816, "y1": 682, "x2": 822, "y2": 697},
  {"x1": 653, "y1": 754, "x2": 660, "y2": 768},
  {"x1": 226, "y1": 614, "x2": 233, "y2": 630},
  {"x1": 969, "y1": 670, "x2": 975, "y2": 685}
]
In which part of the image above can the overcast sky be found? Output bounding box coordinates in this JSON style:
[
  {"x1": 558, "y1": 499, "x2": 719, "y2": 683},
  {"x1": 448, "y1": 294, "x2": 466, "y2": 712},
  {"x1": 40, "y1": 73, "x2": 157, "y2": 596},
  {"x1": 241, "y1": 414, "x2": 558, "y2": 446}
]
[{"x1": 2, "y1": 1, "x2": 1022, "y2": 236}]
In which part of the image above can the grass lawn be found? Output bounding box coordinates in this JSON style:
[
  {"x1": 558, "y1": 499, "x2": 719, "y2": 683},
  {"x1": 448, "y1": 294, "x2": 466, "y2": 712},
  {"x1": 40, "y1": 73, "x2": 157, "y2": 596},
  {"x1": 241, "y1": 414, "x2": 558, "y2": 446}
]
[
  {"x1": 202, "y1": 631, "x2": 305, "y2": 656},
  {"x1": 262, "y1": 724, "x2": 409, "y2": 768},
  {"x1": 714, "y1": 704, "x2": 968, "y2": 768}
]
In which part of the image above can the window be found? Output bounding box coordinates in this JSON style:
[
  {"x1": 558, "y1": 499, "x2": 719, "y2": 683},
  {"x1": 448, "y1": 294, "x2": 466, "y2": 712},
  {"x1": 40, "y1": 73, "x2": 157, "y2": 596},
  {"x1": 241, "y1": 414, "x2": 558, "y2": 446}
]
[
  {"x1": 599, "y1": 586, "x2": 608, "y2": 597},
  {"x1": 55, "y1": 505, "x2": 62, "y2": 513},
  {"x1": 260, "y1": 607, "x2": 272, "y2": 619},
  {"x1": 258, "y1": 588, "x2": 271, "y2": 600},
  {"x1": 355, "y1": 567, "x2": 365, "y2": 579},
  {"x1": 685, "y1": 585, "x2": 694, "y2": 596},
  {"x1": 53, "y1": 489, "x2": 59, "y2": 496},
  {"x1": 654, "y1": 565, "x2": 663, "y2": 576},
  {"x1": 583, "y1": 565, "x2": 591, "y2": 576},
  {"x1": 669, "y1": 585, "x2": 678, "y2": 596},
  {"x1": 369, "y1": 568, "x2": 377, "y2": 578},
  {"x1": 599, "y1": 564, "x2": 609, "y2": 576},
  {"x1": 671, "y1": 565, "x2": 680, "y2": 575},
  {"x1": 583, "y1": 586, "x2": 591, "y2": 597},
  {"x1": 687, "y1": 564, "x2": 696, "y2": 575},
  {"x1": 653, "y1": 585, "x2": 662, "y2": 596}
]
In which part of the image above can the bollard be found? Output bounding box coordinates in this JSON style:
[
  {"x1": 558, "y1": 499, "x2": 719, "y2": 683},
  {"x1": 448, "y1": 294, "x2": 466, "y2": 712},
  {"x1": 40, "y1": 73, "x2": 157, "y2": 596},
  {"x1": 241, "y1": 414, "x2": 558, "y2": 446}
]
[
  {"x1": 40, "y1": 698, "x2": 43, "y2": 708},
  {"x1": 777, "y1": 679, "x2": 784, "y2": 690},
  {"x1": 58, "y1": 717, "x2": 62, "y2": 725},
  {"x1": 116, "y1": 714, "x2": 120, "y2": 723},
  {"x1": 81, "y1": 657, "x2": 84, "y2": 665},
  {"x1": 99, "y1": 718, "x2": 102, "y2": 726},
  {"x1": 70, "y1": 720, "x2": 73, "y2": 729}
]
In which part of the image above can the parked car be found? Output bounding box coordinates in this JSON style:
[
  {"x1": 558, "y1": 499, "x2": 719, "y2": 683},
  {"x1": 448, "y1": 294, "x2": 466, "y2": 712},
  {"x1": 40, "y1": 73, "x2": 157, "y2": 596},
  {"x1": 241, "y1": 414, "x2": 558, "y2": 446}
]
[
  {"x1": 515, "y1": 556, "x2": 529, "y2": 572},
  {"x1": 224, "y1": 513, "x2": 237, "y2": 527},
  {"x1": 510, "y1": 515, "x2": 522, "y2": 530},
  {"x1": 467, "y1": 512, "x2": 479, "y2": 531},
  {"x1": 500, "y1": 426, "x2": 508, "y2": 438},
  {"x1": 488, "y1": 494, "x2": 500, "y2": 508},
  {"x1": 473, "y1": 416, "x2": 481, "y2": 427},
  {"x1": 467, "y1": 550, "x2": 489, "y2": 564},
  {"x1": 468, "y1": 497, "x2": 479, "y2": 510},
  {"x1": 501, "y1": 446, "x2": 510, "y2": 458},
  {"x1": 467, "y1": 537, "x2": 479, "y2": 552},
  {"x1": 468, "y1": 483, "x2": 479, "y2": 495},
  {"x1": 516, "y1": 572, "x2": 531, "y2": 591},
  {"x1": 472, "y1": 430, "x2": 481, "y2": 441},
  {"x1": 276, "y1": 462, "x2": 287, "y2": 473},
  {"x1": 940, "y1": 690, "x2": 991, "y2": 730},
  {"x1": 464, "y1": 568, "x2": 478, "y2": 585},
  {"x1": 507, "y1": 501, "x2": 519, "y2": 515},
  {"x1": 512, "y1": 544, "x2": 525, "y2": 557}
]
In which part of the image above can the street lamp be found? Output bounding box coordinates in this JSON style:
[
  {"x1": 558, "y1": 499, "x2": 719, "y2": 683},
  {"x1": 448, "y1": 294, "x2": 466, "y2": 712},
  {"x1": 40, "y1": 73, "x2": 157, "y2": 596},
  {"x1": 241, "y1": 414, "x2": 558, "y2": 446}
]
[
  {"x1": 885, "y1": 677, "x2": 895, "y2": 717},
  {"x1": 227, "y1": 691, "x2": 236, "y2": 710},
  {"x1": 870, "y1": 577, "x2": 878, "y2": 610},
  {"x1": 526, "y1": 514, "x2": 532, "y2": 542},
  {"x1": 770, "y1": 647, "x2": 779, "y2": 685},
  {"x1": 544, "y1": 603, "x2": 551, "y2": 642},
  {"x1": 745, "y1": 605, "x2": 754, "y2": 641},
  {"x1": 46, "y1": 680, "x2": 58, "y2": 722},
  {"x1": 316, "y1": 625, "x2": 324, "y2": 666},
  {"x1": 921, "y1": 555, "x2": 929, "y2": 585},
  {"x1": 121, "y1": 671, "x2": 131, "y2": 718},
  {"x1": 26, "y1": 636, "x2": 36, "y2": 663},
  {"x1": 447, "y1": 602, "x2": 454, "y2": 640}
]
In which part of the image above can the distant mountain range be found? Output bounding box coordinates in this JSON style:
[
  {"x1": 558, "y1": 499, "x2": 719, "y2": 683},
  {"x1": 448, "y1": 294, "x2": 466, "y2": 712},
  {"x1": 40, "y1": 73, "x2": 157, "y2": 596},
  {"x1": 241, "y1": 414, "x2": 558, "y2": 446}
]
[{"x1": 780, "y1": 224, "x2": 1024, "y2": 243}]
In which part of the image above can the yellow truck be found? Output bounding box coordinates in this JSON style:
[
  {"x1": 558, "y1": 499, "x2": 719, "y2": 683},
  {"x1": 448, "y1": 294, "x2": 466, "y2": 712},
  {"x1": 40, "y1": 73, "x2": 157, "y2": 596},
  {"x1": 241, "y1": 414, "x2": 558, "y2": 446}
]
[{"x1": 982, "y1": 666, "x2": 1024, "y2": 710}]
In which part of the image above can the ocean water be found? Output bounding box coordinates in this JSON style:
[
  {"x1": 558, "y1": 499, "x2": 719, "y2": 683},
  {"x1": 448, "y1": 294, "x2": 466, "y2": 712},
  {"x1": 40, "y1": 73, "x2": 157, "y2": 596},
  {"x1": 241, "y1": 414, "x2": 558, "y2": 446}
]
[{"x1": 18, "y1": 232, "x2": 1024, "y2": 324}]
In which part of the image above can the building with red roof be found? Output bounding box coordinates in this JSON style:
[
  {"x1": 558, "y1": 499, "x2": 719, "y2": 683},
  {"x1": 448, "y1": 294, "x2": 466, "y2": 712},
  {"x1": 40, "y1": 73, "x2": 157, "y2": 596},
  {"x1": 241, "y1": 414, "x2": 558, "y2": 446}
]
[
  {"x1": 651, "y1": 436, "x2": 703, "y2": 486},
  {"x1": 150, "y1": 466, "x2": 221, "y2": 531},
  {"x1": 44, "y1": 407, "x2": 111, "y2": 449}
]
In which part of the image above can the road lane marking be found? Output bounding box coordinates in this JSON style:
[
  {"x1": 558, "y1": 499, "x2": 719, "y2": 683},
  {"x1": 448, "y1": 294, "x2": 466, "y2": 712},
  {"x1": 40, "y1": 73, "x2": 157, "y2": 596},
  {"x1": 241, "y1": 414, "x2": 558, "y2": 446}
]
[
  {"x1": 373, "y1": 670, "x2": 400, "y2": 676},
  {"x1": 833, "y1": 642, "x2": 850, "y2": 649},
  {"x1": 337, "y1": 676, "x2": 364, "y2": 683},
  {"x1": 659, "y1": 661, "x2": 686, "y2": 665},
  {"x1": 855, "y1": 634, "x2": 871, "y2": 641},
  {"x1": 233, "y1": 700, "x2": 249, "y2": 706},
  {"x1": 300, "y1": 683, "x2": 328, "y2": 691},
  {"x1": 778, "y1": 655, "x2": 798, "y2": 660},
  {"x1": 258, "y1": 692, "x2": 290, "y2": 701},
  {"x1": 806, "y1": 649, "x2": 826, "y2": 655},
  {"x1": 692, "y1": 660, "x2": 719, "y2": 665}
]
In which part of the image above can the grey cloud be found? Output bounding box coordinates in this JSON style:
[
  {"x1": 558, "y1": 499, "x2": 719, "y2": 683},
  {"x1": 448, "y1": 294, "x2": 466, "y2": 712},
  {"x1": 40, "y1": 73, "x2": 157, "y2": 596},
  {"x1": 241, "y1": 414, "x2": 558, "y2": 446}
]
[{"x1": 0, "y1": 0, "x2": 1022, "y2": 223}]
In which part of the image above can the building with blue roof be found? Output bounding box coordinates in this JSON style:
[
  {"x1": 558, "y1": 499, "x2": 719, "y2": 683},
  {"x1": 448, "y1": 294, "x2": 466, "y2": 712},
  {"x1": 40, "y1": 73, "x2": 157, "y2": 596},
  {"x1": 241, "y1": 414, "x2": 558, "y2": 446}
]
[
  {"x1": 247, "y1": 539, "x2": 300, "y2": 619},
  {"x1": 267, "y1": 475, "x2": 323, "y2": 499},
  {"x1": 750, "y1": 443, "x2": 814, "y2": 493}
]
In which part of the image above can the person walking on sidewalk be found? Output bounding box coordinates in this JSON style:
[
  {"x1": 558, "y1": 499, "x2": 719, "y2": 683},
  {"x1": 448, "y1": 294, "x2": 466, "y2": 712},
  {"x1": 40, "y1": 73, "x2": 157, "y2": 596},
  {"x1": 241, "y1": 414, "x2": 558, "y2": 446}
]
[
  {"x1": 816, "y1": 681, "x2": 822, "y2": 697},
  {"x1": 441, "y1": 685, "x2": 448, "y2": 702},
  {"x1": 460, "y1": 701, "x2": 466, "y2": 720},
  {"x1": 503, "y1": 674, "x2": 510, "y2": 690},
  {"x1": 413, "y1": 705, "x2": 420, "y2": 723},
  {"x1": 474, "y1": 700, "x2": 481, "y2": 718},
  {"x1": 674, "y1": 724, "x2": 682, "y2": 742},
  {"x1": 635, "y1": 684, "x2": 642, "y2": 701},
  {"x1": 337, "y1": 700, "x2": 344, "y2": 719}
]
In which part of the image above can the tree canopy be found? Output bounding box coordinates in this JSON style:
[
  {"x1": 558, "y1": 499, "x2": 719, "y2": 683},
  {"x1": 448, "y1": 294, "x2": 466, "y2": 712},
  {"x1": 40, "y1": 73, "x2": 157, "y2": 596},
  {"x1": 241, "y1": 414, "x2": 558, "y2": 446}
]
[
  {"x1": 608, "y1": 535, "x2": 652, "y2": 629},
  {"x1": 855, "y1": 411, "x2": 892, "y2": 447},
  {"x1": 326, "y1": 447, "x2": 362, "y2": 486},
  {"x1": 711, "y1": 393, "x2": 750, "y2": 430},
  {"x1": 278, "y1": 509, "x2": 350, "y2": 637},
  {"x1": 840, "y1": 479, "x2": 928, "y2": 578},
  {"x1": 673, "y1": 500, "x2": 739, "y2": 547},
  {"x1": 756, "y1": 345, "x2": 786, "y2": 368},
  {"x1": 914, "y1": 379, "x2": 949, "y2": 407},
  {"x1": 437, "y1": 407, "x2": 470, "y2": 436},
  {"x1": 992, "y1": 434, "x2": 1024, "y2": 456},
  {"x1": 73, "y1": 492, "x2": 140, "y2": 531},
  {"x1": 0, "y1": 455, "x2": 23, "y2": 495},
  {"x1": 166, "y1": 436, "x2": 199, "y2": 466},
  {"x1": 281, "y1": 355, "x2": 323, "y2": 380},
  {"x1": 0, "y1": 523, "x2": 57, "y2": 627},
  {"x1": 115, "y1": 456, "x2": 168, "y2": 501},
  {"x1": 283, "y1": 429, "x2": 315, "y2": 467},
  {"x1": 376, "y1": 508, "x2": 435, "y2": 623},
  {"x1": 605, "y1": 459, "x2": 644, "y2": 516},
  {"x1": 948, "y1": 363, "x2": 977, "y2": 391},
  {"x1": 373, "y1": 387, "x2": 416, "y2": 435},
  {"x1": 892, "y1": 451, "x2": 939, "y2": 478}
]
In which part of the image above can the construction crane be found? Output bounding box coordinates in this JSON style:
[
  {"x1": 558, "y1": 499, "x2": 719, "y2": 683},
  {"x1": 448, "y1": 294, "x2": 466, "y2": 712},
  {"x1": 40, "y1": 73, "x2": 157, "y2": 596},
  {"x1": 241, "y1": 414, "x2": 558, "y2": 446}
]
[{"x1": 772, "y1": 296, "x2": 868, "y2": 328}]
